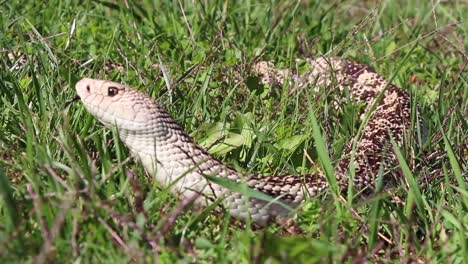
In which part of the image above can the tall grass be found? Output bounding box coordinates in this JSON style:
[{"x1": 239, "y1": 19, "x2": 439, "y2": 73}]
[{"x1": 0, "y1": 0, "x2": 466, "y2": 262}]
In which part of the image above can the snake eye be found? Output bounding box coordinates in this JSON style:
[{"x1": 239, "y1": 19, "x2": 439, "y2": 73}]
[{"x1": 108, "y1": 86, "x2": 119, "y2": 96}]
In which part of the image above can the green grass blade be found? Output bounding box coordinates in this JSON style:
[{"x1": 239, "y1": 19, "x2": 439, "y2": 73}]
[
  {"x1": 390, "y1": 139, "x2": 424, "y2": 215},
  {"x1": 308, "y1": 111, "x2": 337, "y2": 193},
  {"x1": 441, "y1": 127, "x2": 464, "y2": 188},
  {"x1": 0, "y1": 166, "x2": 19, "y2": 233},
  {"x1": 204, "y1": 174, "x2": 294, "y2": 212},
  {"x1": 308, "y1": 109, "x2": 342, "y2": 216}
]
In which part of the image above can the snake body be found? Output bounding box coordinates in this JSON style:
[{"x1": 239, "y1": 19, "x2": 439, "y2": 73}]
[{"x1": 74, "y1": 58, "x2": 410, "y2": 226}]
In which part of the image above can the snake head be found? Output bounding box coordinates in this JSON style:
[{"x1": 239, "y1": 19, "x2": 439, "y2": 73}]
[{"x1": 75, "y1": 78, "x2": 157, "y2": 131}]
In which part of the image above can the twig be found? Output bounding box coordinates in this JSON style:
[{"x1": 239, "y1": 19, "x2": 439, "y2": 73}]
[
  {"x1": 27, "y1": 184, "x2": 50, "y2": 248},
  {"x1": 43, "y1": 165, "x2": 72, "y2": 192},
  {"x1": 155, "y1": 194, "x2": 200, "y2": 238},
  {"x1": 338, "y1": 195, "x2": 393, "y2": 245},
  {"x1": 94, "y1": 201, "x2": 160, "y2": 254},
  {"x1": 34, "y1": 190, "x2": 74, "y2": 264},
  {"x1": 178, "y1": 0, "x2": 195, "y2": 45},
  {"x1": 98, "y1": 217, "x2": 144, "y2": 261},
  {"x1": 126, "y1": 170, "x2": 145, "y2": 215},
  {"x1": 72, "y1": 216, "x2": 79, "y2": 260}
]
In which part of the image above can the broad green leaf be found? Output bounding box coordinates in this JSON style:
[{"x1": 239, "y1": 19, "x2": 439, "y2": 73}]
[{"x1": 274, "y1": 134, "x2": 305, "y2": 150}]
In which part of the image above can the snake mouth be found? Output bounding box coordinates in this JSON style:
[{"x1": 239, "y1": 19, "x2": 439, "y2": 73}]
[{"x1": 65, "y1": 95, "x2": 81, "y2": 108}]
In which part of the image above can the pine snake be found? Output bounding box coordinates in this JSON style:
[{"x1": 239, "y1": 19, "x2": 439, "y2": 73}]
[{"x1": 70, "y1": 58, "x2": 412, "y2": 226}]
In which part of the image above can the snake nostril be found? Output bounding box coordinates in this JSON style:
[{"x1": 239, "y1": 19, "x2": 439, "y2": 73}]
[{"x1": 86, "y1": 85, "x2": 90, "y2": 92}]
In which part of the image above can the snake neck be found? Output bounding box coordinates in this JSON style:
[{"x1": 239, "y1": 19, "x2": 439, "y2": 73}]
[
  {"x1": 118, "y1": 106, "x2": 240, "y2": 198},
  {"x1": 117, "y1": 112, "x2": 299, "y2": 225}
]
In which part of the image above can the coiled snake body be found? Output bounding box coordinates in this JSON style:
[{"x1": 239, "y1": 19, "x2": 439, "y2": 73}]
[{"x1": 72, "y1": 58, "x2": 410, "y2": 226}]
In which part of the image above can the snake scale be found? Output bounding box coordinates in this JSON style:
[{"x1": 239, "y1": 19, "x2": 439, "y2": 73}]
[{"x1": 70, "y1": 58, "x2": 411, "y2": 226}]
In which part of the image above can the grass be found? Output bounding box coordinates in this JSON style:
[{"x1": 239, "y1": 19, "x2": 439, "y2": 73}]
[{"x1": 0, "y1": 0, "x2": 467, "y2": 262}]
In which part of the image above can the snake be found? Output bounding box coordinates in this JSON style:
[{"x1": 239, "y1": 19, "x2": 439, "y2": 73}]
[{"x1": 69, "y1": 57, "x2": 411, "y2": 226}]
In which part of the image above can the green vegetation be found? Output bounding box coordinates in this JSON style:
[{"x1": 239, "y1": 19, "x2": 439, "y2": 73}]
[{"x1": 0, "y1": 0, "x2": 466, "y2": 262}]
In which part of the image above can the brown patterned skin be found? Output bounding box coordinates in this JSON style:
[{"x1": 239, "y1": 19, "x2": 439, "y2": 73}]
[{"x1": 252, "y1": 58, "x2": 411, "y2": 196}]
